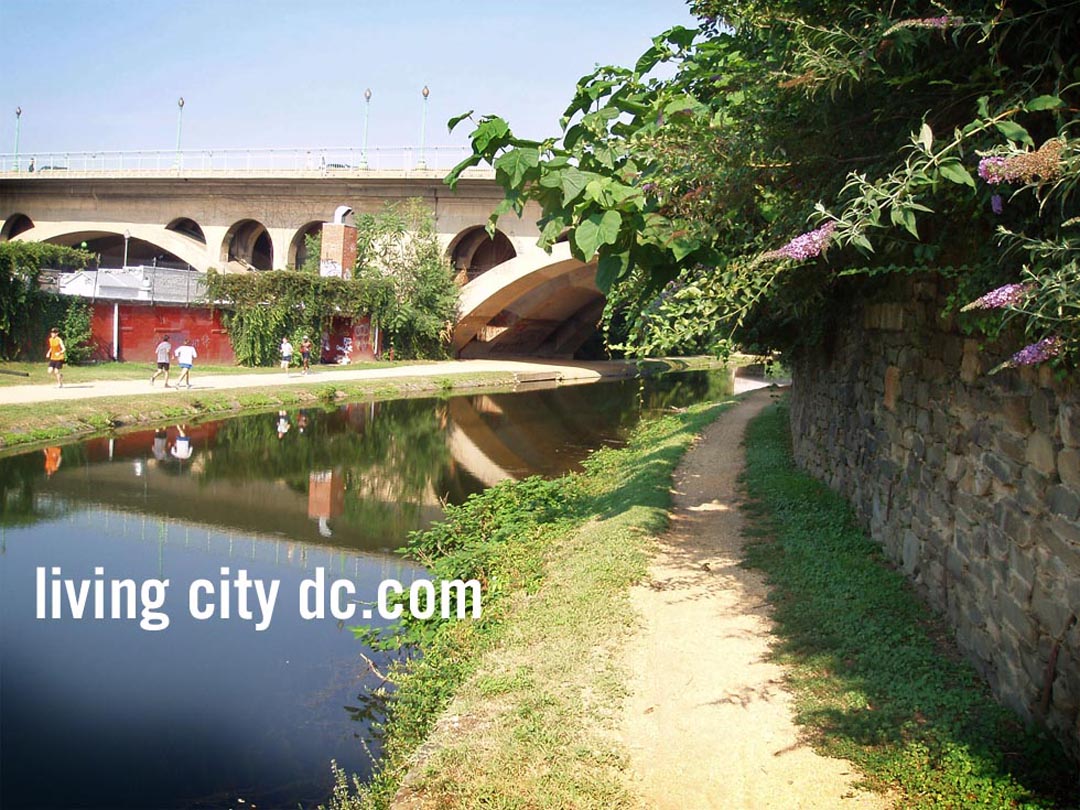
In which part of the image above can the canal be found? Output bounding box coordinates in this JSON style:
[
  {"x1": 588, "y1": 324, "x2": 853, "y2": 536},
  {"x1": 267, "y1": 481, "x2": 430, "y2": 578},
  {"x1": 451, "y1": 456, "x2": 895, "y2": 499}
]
[{"x1": 0, "y1": 370, "x2": 734, "y2": 810}]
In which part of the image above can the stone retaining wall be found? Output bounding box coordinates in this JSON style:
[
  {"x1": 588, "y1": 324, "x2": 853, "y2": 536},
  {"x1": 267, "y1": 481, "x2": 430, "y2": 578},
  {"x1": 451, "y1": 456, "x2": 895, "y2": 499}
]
[{"x1": 788, "y1": 274, "x2": 1079, "y2": 761}]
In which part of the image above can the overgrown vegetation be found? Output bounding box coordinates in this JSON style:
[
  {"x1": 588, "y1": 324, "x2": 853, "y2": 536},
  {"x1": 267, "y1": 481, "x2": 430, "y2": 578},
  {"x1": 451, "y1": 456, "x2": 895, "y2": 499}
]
[
  {"x1": 740, "y1": 401, "x2": 1075, "y2": 808},
  {"x1": 325, "y1": 401, "x2": 732, "y2": 808},
  {"x1": 205, "y1": 199, "x2": 458, "y2": 365},
  {"x1": 447, "y1": 1, "x2": 1079, "y2": 373},
  {"x1": 0, "y1": 242, "x2": 95, "y2": 360}
]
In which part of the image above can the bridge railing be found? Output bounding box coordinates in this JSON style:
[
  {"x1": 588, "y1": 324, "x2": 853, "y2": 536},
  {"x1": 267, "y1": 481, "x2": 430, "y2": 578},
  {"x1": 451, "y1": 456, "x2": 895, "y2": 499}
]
[{"x1": 0, "y1": 146, "x2": 484, "y2": 175}]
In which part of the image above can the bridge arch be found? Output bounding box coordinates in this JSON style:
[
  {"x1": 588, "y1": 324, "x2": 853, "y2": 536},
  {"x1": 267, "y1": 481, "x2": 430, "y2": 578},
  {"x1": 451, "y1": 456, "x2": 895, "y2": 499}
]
[
  {"x1": 166, "y1": 217, "x2": 206, "y2": 244},
  {"x1": 221, "y1": 219, "x2": 273, "y2": 271},
  {"x1": 14, "y1": 223, "x2": 208, "y2": 270},
  {"x1": 1, "y1": 213, "x2": 34, "y2": 241},
  {"x1": 289, "y1": 220, "x2": 325, "y2": 269},
  {"x1": 452, "y1": 242, "x2": 604, "y2": 358},
  {"x1": 447, "y1": 226, "x2": 516, "y2": 283}
]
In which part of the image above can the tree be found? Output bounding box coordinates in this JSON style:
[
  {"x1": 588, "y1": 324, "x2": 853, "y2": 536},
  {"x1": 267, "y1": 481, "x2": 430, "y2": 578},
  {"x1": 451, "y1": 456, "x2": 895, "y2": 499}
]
[
  {"x1": 447, "y1": 1, "x2": 1079, "y2": 372},
  {"x1": 0, "y1": 242, "x2": 94, "y2": 360}
]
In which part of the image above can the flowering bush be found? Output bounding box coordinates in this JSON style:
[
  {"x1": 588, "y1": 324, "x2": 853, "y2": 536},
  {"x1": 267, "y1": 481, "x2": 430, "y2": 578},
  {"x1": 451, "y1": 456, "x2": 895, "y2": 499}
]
[{"x1": 448, "y1": 1, "x2": 1078, "y2": 372}]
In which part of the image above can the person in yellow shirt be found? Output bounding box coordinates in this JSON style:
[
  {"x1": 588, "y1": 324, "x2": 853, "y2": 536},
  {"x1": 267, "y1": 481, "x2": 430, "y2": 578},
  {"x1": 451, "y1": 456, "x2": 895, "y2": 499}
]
[{"x1": 46, "y1": 327, "x2": 66, "y2": 388}]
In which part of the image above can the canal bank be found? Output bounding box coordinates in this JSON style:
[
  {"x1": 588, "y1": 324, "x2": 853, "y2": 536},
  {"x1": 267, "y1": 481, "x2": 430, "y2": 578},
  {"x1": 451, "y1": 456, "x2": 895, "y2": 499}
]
[{"x1": 0, "y1": 357, "x2": 734, "y2": 452}]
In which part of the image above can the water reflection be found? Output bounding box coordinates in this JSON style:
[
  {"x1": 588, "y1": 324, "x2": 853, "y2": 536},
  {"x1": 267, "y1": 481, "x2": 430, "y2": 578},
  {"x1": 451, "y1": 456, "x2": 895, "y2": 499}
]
[{"x1": 0, "y1": 369, "x2": 734, "y2": 809}]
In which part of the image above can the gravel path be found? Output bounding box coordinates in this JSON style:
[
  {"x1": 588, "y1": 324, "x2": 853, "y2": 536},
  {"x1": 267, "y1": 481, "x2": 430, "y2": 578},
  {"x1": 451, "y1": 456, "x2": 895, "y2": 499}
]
[{"x1": 620, "y1": 390, "x2": 888, "y2": 809}]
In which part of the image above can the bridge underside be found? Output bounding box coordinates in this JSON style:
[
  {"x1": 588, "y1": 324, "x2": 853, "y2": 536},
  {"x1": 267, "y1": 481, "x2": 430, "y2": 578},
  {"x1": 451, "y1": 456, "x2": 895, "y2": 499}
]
[{"x1": 453, "y1": 246, "x2": 604, "y2": 359}]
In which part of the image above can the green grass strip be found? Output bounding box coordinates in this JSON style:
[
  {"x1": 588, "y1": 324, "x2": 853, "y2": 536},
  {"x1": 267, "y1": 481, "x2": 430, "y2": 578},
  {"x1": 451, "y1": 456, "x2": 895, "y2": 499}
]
[
  {"x1": 327, "y1": 399, "x2": 733, "y2": 809},
  {"x1": 740, "y1": 401, "x2": 1076, "y2": 809}
]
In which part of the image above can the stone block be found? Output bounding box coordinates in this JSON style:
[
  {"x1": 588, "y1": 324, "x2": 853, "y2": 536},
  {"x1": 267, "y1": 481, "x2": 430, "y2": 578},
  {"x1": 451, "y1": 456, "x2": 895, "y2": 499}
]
[
  {"x1": 1048, "y1": 486, "x2": 1080, "y2": 523},
  {"x1": 995, "y1": 498, "x2": 1031, "y2": 544},
  {"x1": 1032, "y1": 583, "x2": 1075, "y2": 638},
  {"x1": 995, "y1": 432, "x2": 1029, "y2": 466},
  {"x1": 1030, "y1": 389, "x2": 1057, "y2": 435},
  {"x1": 945, "y1": 453, "x2": 966, "y2": 482},
  {"x1": 1025, "y1": 431, "x2": 1058, "y2": 478},
  {"x1": 1001, "y1": 396, "x2": 1034, "y2": 436},
  {"x1": 960, "y1": 339, "x2": 983, "y2": 384},
  {"x1": 1060, "y1": 403, "x2": 1080, "y2": 448},
  {"x1": 1058, "y1": 448, "x2": 1080, "y2": 492},
  {"x1": 902, "y1": 530, "x2": 921, "y2": 576},
  {"x1": 983, "y1": 451, "x2": 1020, "y2": 484}
]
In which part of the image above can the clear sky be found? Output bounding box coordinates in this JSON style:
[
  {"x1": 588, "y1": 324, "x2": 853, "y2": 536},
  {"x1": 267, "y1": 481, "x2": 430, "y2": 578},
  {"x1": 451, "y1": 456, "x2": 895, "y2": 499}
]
[{"x1": 1, "y1": 0, "x2": 698, "y2": 158}]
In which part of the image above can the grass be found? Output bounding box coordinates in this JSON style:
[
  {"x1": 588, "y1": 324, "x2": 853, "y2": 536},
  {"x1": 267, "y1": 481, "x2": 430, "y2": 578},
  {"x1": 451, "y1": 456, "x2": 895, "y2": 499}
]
[
  {"x1": 739, "y1": 400, "x2": 1077, "y2": 809},
  {"x1": 326, "y1": 399, "x2": 735, "y2": 809},
  {"x1": 0, "y1": 358, "x2": 406, "y2": 387},
  {"x1": 0, "y1": 371, "x2": 520, "y2": 453}
]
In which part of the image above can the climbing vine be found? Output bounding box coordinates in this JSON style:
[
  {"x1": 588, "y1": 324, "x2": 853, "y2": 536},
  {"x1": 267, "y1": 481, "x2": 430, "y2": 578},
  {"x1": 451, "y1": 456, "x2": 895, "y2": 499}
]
[
  {"x1": 0, "y1": 242, "x2": 94, "y2": 360},
  {"x1": 205, "y1": 199, "x2": 458, "y2": 365}
]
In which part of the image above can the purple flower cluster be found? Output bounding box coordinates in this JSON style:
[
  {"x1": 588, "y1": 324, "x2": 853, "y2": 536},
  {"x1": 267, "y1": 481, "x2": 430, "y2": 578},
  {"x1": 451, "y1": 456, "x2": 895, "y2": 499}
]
[
  {"x1": 991, "y1": 193, "x2": 1004, "y2": 215},
  {"x1": 883, "y1": 15, "x2": 963, "y2": 35},
  {"x1": 960, "y1": 283, "x2": 1030, "y2": 312},
  {"x1": 1007, "y1": 336, "x2": 1062, "y2": 367},
  {"x1": 977, "y1": 140, "x2": 1064, "y2": 185},
  {"x1": 978, "y1": 156, "x2": 1008, "y2": 185},
  {"x1": 762, "y1": 221, "x2": 837, "y2": 262}
]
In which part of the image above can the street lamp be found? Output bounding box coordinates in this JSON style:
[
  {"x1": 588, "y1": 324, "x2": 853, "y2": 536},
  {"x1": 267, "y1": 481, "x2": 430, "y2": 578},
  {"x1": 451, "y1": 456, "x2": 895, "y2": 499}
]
[
  {"x1": 14, "y1": 107, "x2": 21, "y2": 172},
  {"x1": 175, "y1": 96, "x2": 185, "y2": 169},
  {"x1": 360, "y1": 88, "x2": 372, "y2": 169},
  {"x1": 123, "y1": 229, "x2": 131, "y2": 268},
  {"x1": 417, "y1": 85, "x2": 430, "y2": 170}
]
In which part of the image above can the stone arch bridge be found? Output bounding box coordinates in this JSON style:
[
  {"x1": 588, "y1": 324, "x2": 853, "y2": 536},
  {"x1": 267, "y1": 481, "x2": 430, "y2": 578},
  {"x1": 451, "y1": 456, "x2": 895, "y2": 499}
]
[{"x1": 0, "y1": 171, "x2": 601, "y2": 358}]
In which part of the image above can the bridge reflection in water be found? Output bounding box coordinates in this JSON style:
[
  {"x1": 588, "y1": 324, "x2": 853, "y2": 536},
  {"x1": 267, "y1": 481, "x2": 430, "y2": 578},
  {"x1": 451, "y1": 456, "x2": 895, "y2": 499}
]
[{"x1": 0, "y1": 370, "x2": 735, "y2": 810}]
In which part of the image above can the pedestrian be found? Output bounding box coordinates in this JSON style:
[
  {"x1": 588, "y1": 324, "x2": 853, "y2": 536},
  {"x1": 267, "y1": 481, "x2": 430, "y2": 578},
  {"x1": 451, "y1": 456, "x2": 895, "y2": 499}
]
[
  {"x1": 174, "y1": 336, "x2": 197, "y2": 388},
  {"x1": 152, "y1": 428, "x2": 168, "y2": 461},
  {"x1": 46, "y1": 327, "x2": 66, "y2": 388},
  {"x1": 280, "y1": 336, "x2": 294, "y2": 373},
  {"x1": 28, "y1": 157, "x2": 35, "y2": 173},
  {"x1": 150, "y1": 334, "x2": 173, "y2": 387},
  {"x1": 43, "y1": 446, "x2": 62, "y2": 477},
  {"x1": 299, "y1": 335, "x2": 313, "y2": 375},
  {"x1": 170, "y1": 425, "x2": 193, "y2": 461}
]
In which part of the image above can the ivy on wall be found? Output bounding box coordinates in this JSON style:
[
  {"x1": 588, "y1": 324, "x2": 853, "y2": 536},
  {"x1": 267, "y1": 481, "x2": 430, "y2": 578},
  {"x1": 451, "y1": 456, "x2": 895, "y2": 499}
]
[
  {"x1": 0, "y1": 242, "x2": 94, "y2": 361},
  {"x1": 204, "y1": 199, "x2": 459, "y2": 365}
]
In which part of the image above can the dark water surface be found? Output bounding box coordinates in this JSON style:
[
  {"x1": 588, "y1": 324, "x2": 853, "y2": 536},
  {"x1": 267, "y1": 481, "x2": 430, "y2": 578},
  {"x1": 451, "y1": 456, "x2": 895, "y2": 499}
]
[{"x1": 0, "y1": 370, "x2": 734, "y2": 809}]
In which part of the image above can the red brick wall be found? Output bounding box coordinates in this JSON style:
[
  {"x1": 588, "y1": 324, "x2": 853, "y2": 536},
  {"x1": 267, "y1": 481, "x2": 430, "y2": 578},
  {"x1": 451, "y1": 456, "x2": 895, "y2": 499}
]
[
  {"x1": 87, "y1": 302, "x2": 377, "y2": 366},
  {"x1": 89, "y1": 303, "x2": 235, "y2": 365}
]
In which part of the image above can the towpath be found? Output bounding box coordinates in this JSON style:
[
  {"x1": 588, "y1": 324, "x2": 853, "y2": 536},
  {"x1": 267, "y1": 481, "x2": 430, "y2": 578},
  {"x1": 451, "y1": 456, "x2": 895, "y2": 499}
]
[
  {"x1": 620, "y1": 390, "x2": 888, "y2": 809},
  {"x1": 0, "y1": 359, "x2": 647, "y2": 407}
]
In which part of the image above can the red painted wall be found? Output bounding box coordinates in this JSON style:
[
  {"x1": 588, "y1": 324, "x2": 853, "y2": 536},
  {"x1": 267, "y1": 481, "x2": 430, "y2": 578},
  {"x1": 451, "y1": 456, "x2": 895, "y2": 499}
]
[
  {"x1": 89, "y1": 303, "x2": 235, "y2": 365},
  {"x1": 86, "y1": 302, "x2": 377, "y2": 366}
]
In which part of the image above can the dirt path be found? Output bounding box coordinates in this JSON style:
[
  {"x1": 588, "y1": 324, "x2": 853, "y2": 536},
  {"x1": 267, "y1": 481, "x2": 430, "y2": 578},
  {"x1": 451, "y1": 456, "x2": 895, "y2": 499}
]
[
  {"x1": 0, "y1": 359, "x2": 634, "y2": 406},
  {"x1": 620, "y1": 390, "x2": 887, "y2": 810}
]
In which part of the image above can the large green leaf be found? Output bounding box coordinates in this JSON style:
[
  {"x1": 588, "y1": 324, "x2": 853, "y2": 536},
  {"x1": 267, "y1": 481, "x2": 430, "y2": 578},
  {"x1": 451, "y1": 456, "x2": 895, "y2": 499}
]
[
  {"x1": 595, "y1": 250, "x2": 629, "y2": 294},
  {"x1": 560, "y1": 167, "x2": 590, "y2": 206},
  {"x1": 938, "y1": 159, "x2": 975, "y2": 187},
  {"x1": 573, "y1": 210, "x2": 623, "y2": 260},
  {"x1": 994, "y1": 120, "x2": 1033, "y2": 146},
  {"x1": 494, "y1": 147, "x2": 540, "y2": 187},
  {"x1": 1026, "y1": 95, "x2": 1063, "y2": 111},
  {"x1": 472, "y1": 117, "x2": 511, "y2": 153}
]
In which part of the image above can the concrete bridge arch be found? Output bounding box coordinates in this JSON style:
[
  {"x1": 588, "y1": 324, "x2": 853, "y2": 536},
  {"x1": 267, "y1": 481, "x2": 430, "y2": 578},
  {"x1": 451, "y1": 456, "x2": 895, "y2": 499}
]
[{"x1": 452, "y1": 242, "x2": 603, "y2": 358}]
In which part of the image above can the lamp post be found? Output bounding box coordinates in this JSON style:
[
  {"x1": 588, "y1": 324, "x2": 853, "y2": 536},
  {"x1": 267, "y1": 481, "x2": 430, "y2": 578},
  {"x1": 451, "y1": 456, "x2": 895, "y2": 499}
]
[
  {"x1": 14, "y1": 107, "x2": 21, "y2": 172},
  {"x1": 123, "y1": 229, "x2": 131, "y2": 268},
  {"x1": 175, "y1": 96, "x2": 185, "y2": 169},
  {"x1": 417, "y1": 85, "x2": 429, "y2": 169},
  {"x1": 360, "y1": 88, "x2": 372, "y2": 169}
]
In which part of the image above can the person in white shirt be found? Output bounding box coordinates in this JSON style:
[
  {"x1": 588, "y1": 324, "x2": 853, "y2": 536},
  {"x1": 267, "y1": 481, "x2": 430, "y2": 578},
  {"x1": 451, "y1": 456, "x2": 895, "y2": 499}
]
[
  {"x1": 280, "y1": 338, "x2": 294, "y2": 372},
  {"x1": 170, "y1": 424, "x2": 194, "y2": 461},
  {"x1": 150, "y1": 334, "x2": 173, "y2": 387},
  {"x1": 174, "y1": 337, "x2": 198, "y2": 389}
]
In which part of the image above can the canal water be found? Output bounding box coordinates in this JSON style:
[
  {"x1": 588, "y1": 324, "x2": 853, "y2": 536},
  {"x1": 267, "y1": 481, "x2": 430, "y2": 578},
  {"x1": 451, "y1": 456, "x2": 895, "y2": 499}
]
[{"x1": 0, "y1": 370, "x2": 734, "y2": 810}]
